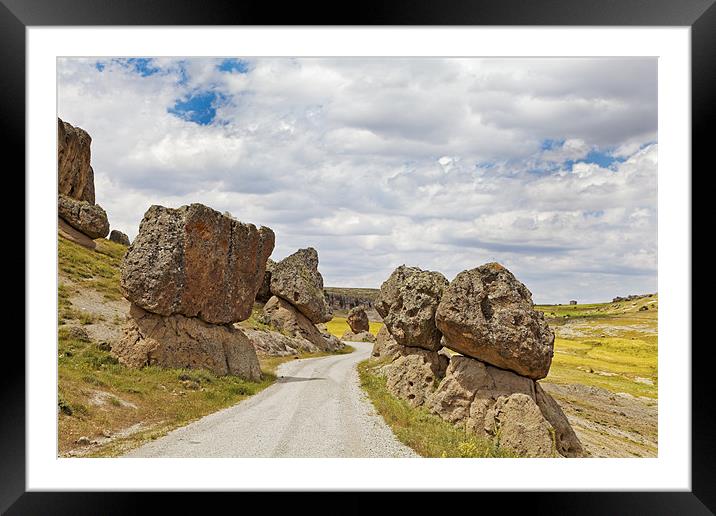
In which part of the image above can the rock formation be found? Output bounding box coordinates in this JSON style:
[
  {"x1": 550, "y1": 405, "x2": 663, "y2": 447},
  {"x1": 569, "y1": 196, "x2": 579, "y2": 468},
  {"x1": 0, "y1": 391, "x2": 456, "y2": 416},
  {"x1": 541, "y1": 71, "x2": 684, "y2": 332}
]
[
  {"x1": 57, "y1": 118, "x2": 110, "y2": 241},
  {"x1": 58, "y1": 118, "x2": 95, "y2": 203},
  {"x1": 109, "y1": 229, "x2": 130, "y2": 246},
  {"x1": 269, "y1": 247, "x2": 333, "y2": 324},
  {"x1": 113, "y1": 305, "x2": 261, "y2": 381},
  {"x1": 426, "y1": 356, "x2": 582, "y2": 457},
  {"x1": 262, "y1": 295, "x2": 342, "y2": 352},
  {"x1": 347, "y1": 305, "x2": 369, "y2": 333},
  {"x1": 58, "y1": 194, "x2": 110, "y2": 239},
  {"x1": 114, "y1": 203, "x2": 272, "y2": 381},
  {"x1": 340, "y1": 329, "x2": 375, "y2": 343},
  {"x1": 243, "y1": 328, "x2": 302, "y2": 357},
  {"x1": 255, "y1": 259, "x2": 275, "y2": 303},
  {"x1": 120, "y1": 203, "x2": 275, "y2": 325},
  {"x1": 375, "y1": 265, "x2": 448, "y2": 351},
  {"x1": 435, "y1": 262, "x2": 553, "y2": 380},
  {"x1": 369, "y1": 261, "x2": 583, "y2": 458}
]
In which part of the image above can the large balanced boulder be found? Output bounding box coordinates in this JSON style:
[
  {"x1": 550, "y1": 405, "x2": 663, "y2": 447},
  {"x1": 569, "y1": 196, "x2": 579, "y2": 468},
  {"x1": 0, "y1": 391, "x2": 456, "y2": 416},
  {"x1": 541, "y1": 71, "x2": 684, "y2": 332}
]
[
  {"x1": 57, "y1": 194, "x2": 110, "y2": 239},
  {"x1": 435, "y1": 262, "x2": 554, "y2": 380},
  {"x1": 347, "y1": 305, "x2": 369, "y2": 333},
  {"x1": 113, "y1": 304, "x2": 262, "y2": 381},
  {"x1": 120, "y1": 204, "x2": 275, "y2": 325},
  {"x1": 263, "y1": 296, "x2": 343, "y2": 352},
  {"x1": 255, "y1": 258, "x2": 275, "y2": 303},
  {"x1": 375, "y1": 265, "x2": 448, "y2": 351},
  {"x1": 58, "y1": 118, "x2": 95, "y2": 204},
  {"x1": 269, "y1": 248, "x2": 332, "y2": 324},
  {"x1": 426, "y1": 355, "x2": 583, "y2": 457},
  {"x1": 109, "y1": 229, "x2": 130, "y2": 246}
]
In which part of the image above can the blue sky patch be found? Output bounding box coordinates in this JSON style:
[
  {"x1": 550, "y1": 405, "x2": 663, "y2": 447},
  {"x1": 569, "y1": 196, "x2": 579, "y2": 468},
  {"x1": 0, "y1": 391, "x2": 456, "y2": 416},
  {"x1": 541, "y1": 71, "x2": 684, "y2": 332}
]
[
  {"x1": 580, "y1": 149, "x2": 626, "y2": 169},
  {"x1": 540, "y1": 138, "x2": 565, "y2": 150},
  {"x1": 95, "y1": 61, "x2": 105, "y2": 72},
  {"x1": 168, "y1": 91, "x2": 225, "y2": 125},
  {"x1": 113, "y1": 58, "x2": 161, "y2": 77},
  {"x1": 218, "y1": 58, "x2": 250, "y2": 73}
]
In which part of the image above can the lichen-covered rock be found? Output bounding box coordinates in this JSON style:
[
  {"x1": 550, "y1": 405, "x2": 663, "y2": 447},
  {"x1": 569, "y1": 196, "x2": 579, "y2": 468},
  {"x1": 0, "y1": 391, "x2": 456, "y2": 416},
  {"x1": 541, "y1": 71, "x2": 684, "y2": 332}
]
[
  {"x1": 58, "y1": 194, "x2": 110, "y2": 239},
  {"x1": 371, "y1": 325, "x2": 397, "y2": 358},
  {"x1": 270, "y1": 248, "x2": 332, "y2": 323},
  {"x1": 435, "y1": 262, "x2": 554, "y2": 380},
  {"x1": 341, "y1": 329, "x2": 376, "y2": 343},
  {"x1": 58, "y1": 118, "x2": 95, "y2": 203},
  {"x1": 255, "y1": 259, "x2": 275, "y2": 303},
  {"x1": 375, "y1": 265, "x2": 448, "y2": 351},
  {"x1": 120, "y1": 203, "x2": 275, "y2": 325},
  {"x1": 109, "y1": 229, "x2": 130, "y2": 246},
  {"x1": 58, "y1": 217, "x2": 96, "y2": 250},
  {"x1": 347, "y1": 306, "x2": 369, "y2": 333},
  {"x1": 384, "y1": 348, "x2": 450, "y2": 407},
  {"x1": 425, "y1": 355, "x2": 583, "y2": 457},
  {"x1": 112, "y1": 304, "x2": 261, "y2": 381},
  {"x1": 263, "y1": 296, "x2": 343, "y2": 352}
]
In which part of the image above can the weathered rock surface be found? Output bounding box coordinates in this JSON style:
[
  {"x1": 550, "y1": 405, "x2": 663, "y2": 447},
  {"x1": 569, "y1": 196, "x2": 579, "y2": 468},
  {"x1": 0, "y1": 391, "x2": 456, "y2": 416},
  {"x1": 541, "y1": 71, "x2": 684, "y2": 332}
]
[
  {"x1": 270, "y1": 248, "x2": 332, "y2": 324},
  {"x1": 263, "y1": 296, "x2": 343, "y2": 352},
  {"x1": 58, "y1": 118, "x2": 95, "y2": 204},
  {"x1": 58, "y1": 194, "x2": 110, "y2": 239},
  {"x1": 120, "y1": 203, "x2": 275, "y2": 325},
  {"x1": 341, "y1": 329, "x2": 376, "y2": 343},
  {"x1": 243, "y1": 328, "x2": 300, "y2": 356},
  {"x1": 347, "y1": 305, "x2": 369, "y2": 333},
  {"x1": 435, "y1": 262, "x2": 554, "y2": 380},
  {"x1": 375, "y1": 265, "x2": 448, "y2": 351},
  {"x1": 109, "y1": 229, "x2": 130, "y2": 246},
  {"x1": 58, "y1": 217, "x2": 96, "y2": 250},
  {"x1": 112, "y1": 304, "x2": 262, "y2": 381},
  {"x1": 255, "y1": 259, "x2": 275, "y2": 303},
  {"x1": 384, "y1": 348, "x2": 450, "y2": 407},
  {"x1": 371, "y1": 325, "x2": 397, "y2": 358},
  {"x1": 426, "y1": 355, "x2": 583, "y2": 457}
]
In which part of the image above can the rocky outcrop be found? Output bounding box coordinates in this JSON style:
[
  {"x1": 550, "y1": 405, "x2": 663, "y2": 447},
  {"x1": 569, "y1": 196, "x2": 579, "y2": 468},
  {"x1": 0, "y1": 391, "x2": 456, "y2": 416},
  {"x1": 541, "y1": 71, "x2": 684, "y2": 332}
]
[
  {"x1": 57, "y1": 194, "x2": 110, "y2": 239},
  {"x1": 120, "y1": 203, "x2": 275, "y2": 325},
  {"x1": 371, "y1": 325, "x2": 397, "y2": 358},
  {"x1": 435, "y1": 262, "x2": 554, "y2": 380},
  {"x1": 58, "y1": 217, "x2": 96, "y2": 250},
  {"x1": 375, "y1": 265, "x2": 448, "y2": 351},
  {"x1": 270, "y1": 248, "x2": 332, "y2": 324},
  {"x1": 384, "y1": 348, "x2": 450, "y2": 407},
  {"x1": 425, "y1": 355, "x2": 583, "y2": 457},
  {"x1": 341, "y1": 329, "x2": 375, "y2": 343},
  {"x1": 347, "y1": 305, "x2": 369, "y2": 333},
  {"x1": 58, "y1": 118, "x2": 95, "y2": 204},
  {"x1": 109, "y1": 229, "x2": 130, "y2": 246},
  {"x1": 243, "y1": 328, "x2": 301, "y2": 356},
  {"x1": 263, "y1": 296, "x2": 343, "y2": 352},
  {"x1": 255, "y1": 259, "x2": 275, "y2": 303},
  {"x1": 113, "y1": 304, "x2": 261, "y2": 381}
]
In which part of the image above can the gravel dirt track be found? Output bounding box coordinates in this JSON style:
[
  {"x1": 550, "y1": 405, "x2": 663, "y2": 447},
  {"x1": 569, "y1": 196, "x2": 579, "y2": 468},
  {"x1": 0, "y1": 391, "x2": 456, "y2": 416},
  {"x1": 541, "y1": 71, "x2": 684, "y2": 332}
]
[{"x1": 124, "y1": 342, "x2": 417, "y2": 458}]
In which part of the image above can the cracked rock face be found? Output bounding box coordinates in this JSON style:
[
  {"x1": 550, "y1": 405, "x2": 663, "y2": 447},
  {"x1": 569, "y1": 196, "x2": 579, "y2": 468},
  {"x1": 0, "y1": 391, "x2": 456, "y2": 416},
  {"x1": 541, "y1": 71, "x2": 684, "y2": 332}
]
[
  {"x1": 436, "y1": 262, "x2": 554, "y2": 380},
  {"x1": 113, "y1": 304, "x2": 261, "y2": 381},
  {"x1": 58, "y1": 118, "x2": 95, "y2": 204},
  {"x1": 375, "y1": 265, "x2": 448, "y2": 351},
  {"x1": 269, "y1": 247, "x2": 333, "y2": 324},
  {"x1": 120, "y1": 203, "x2": 275, "y2": 325},
  {"x1": 57, "y1": 194, "x2": 110, "y2": 239}
]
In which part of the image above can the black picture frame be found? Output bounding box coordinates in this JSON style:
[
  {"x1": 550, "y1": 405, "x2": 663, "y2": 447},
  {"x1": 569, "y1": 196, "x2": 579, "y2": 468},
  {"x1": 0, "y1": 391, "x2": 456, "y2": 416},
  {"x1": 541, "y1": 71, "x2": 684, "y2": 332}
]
[{"x1": 6, "y1": 0, "x2": 710, "y2": 513}]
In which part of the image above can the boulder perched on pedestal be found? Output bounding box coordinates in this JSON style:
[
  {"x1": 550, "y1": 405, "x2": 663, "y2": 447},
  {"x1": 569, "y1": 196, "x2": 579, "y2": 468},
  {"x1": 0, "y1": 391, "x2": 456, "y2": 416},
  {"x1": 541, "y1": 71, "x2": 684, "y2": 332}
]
[
  {"x1": 58, "y1": 194, "x2": 110, "y2": 239},
  {"x1": 109, "y1": 229, "x2": 130, "y2": 246},
  {"x1": 113, "y1": 304, "x2": 262, "y2": 381},
  {"x1": 347, "y1": 306, "x2": 369, "y2": 333},
  {"x1": 120, "y1": 203, "x2": 275, "y2": 325},
  {"x1": 384, "y1": 348, "x2": 450, "y2": 407},
  {"x1": 426, "y1": 355, "x2": 583, "y2": 457},
  {"x1": 375, "y1": 265, "x2": 448, "y2": 351},
  {"x1": 269, "y1": 248, "x2": 332, "y2": 324},
  {"x1": 435, "y1": 262, "x2": 554, "y2": 380},
  {"x1": 263, "y1": 295, "x2": 343, "y2": 352}
]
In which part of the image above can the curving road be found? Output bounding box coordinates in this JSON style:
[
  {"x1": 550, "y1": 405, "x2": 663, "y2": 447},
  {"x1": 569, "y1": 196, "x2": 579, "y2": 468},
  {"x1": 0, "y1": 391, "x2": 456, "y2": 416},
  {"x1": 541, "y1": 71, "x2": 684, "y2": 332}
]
[{"x1": 124, "y1": 341, "x2": 417, "y2": 458}]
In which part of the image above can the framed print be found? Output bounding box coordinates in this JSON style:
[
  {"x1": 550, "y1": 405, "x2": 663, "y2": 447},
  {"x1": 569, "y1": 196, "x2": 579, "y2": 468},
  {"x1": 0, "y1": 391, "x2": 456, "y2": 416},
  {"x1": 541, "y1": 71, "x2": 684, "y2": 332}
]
[{"x1": 6, "y1": 0, "x2": 712, "y2": 512}]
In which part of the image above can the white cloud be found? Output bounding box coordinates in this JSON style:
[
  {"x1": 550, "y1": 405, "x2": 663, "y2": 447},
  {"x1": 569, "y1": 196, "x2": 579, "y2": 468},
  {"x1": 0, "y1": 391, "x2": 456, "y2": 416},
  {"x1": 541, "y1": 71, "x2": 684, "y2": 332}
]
[{"x1": 57, "y1": 57, "x2": 657, "y2": 303}]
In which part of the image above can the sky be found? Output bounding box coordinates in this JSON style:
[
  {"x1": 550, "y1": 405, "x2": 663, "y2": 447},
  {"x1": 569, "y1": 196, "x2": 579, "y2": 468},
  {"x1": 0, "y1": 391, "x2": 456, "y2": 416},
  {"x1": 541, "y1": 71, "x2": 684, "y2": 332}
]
[{"x1": 57, "y1": 57, "x2": 657, "y2": 304}]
